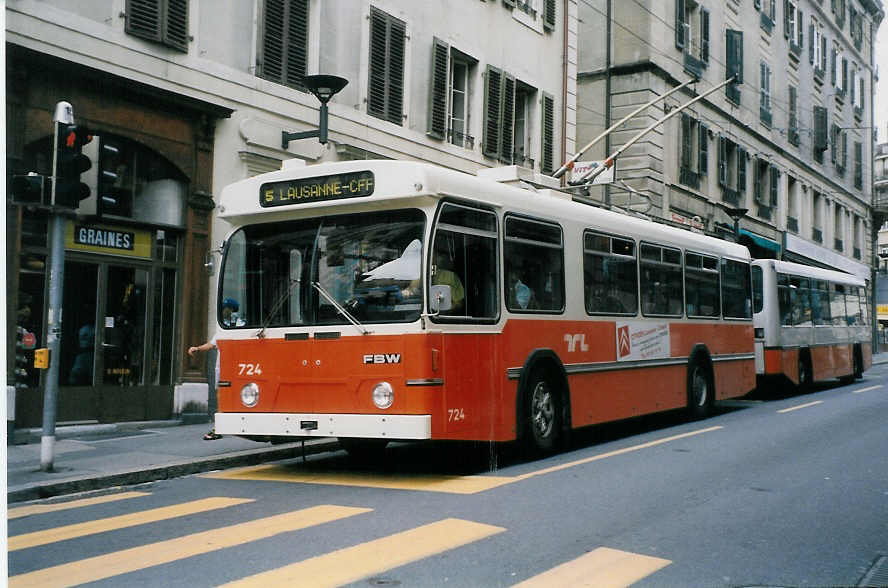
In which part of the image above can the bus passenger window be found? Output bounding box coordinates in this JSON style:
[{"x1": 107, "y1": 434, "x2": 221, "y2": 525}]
[
  {"x1": 721, "y1": 258, "x2": 752, "y2": 319},
  {"x1": 640, "y1": 243, "x2": 682, "y2": 317},
  {"x1": 583, "y1": 232, "x2": 636, "y2": 315},
  {"x1": 504, "y1": 217, "x2": 564, "y2": 313}
]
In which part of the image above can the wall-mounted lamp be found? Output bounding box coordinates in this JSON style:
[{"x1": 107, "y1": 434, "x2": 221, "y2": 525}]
[{"x1": 282, "y1": 74, "x2": 349, "y2": 148}]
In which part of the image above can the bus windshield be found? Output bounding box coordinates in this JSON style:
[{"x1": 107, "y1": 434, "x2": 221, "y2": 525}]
[{"x1": 219, "y1": 209, "x2": 425, "y2": 328}]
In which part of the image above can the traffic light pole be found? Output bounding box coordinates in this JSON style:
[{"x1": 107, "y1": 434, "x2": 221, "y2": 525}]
[{"x1": 40, "y1": 102, "x2": 74, "y2": 471}]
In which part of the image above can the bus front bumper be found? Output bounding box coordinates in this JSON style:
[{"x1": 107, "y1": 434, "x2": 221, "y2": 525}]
[{"x1": 215, "y1": 412, "x2": 432, "y2": 440}]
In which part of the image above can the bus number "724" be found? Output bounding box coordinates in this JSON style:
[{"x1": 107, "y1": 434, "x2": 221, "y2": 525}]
[
  {"x1": 238, "y1": 363, "x2": 262, "y2": 376},
  {"x1": 448, "y1": 408, "x2": 465, "y2": 422}
]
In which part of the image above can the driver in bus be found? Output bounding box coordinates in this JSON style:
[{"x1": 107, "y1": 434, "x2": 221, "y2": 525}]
[{"x1": 431, "y1": 248, "x2": 464, "y2": 313}]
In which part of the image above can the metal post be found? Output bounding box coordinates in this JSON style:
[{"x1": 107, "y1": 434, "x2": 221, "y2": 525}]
[
  {"x1": 40, "y1": 102, "x2": 74, "y2": 472},
  {"x1": 41, "y1": 213, "x2": 66, "y2": 471}
]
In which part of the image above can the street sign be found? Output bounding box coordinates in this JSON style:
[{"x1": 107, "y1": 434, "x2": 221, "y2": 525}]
[{"x1": 570, "y1": 160, "x2": 615, "y2": 185}]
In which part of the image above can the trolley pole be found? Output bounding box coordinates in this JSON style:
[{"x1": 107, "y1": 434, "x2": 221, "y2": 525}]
[{"x1": 40, "y1": 101, "x2": 75, "y2": 472}]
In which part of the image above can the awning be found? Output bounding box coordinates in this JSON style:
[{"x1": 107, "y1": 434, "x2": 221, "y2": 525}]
[{"x1": 738, "y1": 229, "x2": 781, "y2": 254}]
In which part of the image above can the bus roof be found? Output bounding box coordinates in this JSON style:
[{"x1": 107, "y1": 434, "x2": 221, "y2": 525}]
[
  {"x1": 219, "y1": 159, "x2": 751, "y2": 261},
  {"x1": 753, "y1": 259, "x2": 865, "y2": 286}
]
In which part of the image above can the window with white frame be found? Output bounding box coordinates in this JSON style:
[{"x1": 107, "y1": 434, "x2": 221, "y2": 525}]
[
  {"x1": 811, "y1": 22, "x2": 824, "y2": 71},
  {"x1": 834, "y1": 204, "x2": 845, "y2": 252},
  {"x1": 675, "y1": 0, "x2": 710, "y2": 72},
  {"x1": 760, "y1": 61, "x2": 772, "y2": 125},
  {"x1": 787, "y1": 175, "x2": 800, "y2": 233},
  {"x1": 812, "y1": 190, "x2": 823, "y2": 242},
  {"x1": 785, "y1": 1, "x2": 804, "y2": 52},
  {"x1": 427, "y1": 40, "x2": 477, "y2": 148},
  {"x1": 679, "y1": 113, "x2": 707, "y2": 189}
]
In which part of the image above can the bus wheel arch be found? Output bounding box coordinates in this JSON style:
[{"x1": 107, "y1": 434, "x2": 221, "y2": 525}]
[
  {"x1": 515, "y1": 350, "x2": 570, "y2": 454},
  {"x1": 853, "y1": 345, "x2": 863, "y2": 379},
  {"x1": 797, "y1": 348, "x2": 812, "y2": 390},
  {"x1": 687, "y1": 345, "x2": 715, "y2": 420}
]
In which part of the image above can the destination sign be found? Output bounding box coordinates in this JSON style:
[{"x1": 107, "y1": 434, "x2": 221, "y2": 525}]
[{"x1": 261, "y1": 170, "x2": 375, "y2": 207}]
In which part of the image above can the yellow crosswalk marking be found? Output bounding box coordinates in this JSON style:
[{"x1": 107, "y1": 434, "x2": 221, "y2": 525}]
[
  {"x1": 9, "y1": 505, "x2": 371, "y2": 588},
  {"x1": 222, "y1": 518, "x2": 506, "y2": 587},
  {"x1": 206, "y1": 466, "x2": 515, "y2": 494},
  {"x1": 9, "y1": 496, "x2": 252, "y2": 551},
  {"x1": 512, "y1": 547, "x2": 671, "y2": 588},
  {"x1": 8, "y1": 491, "x2": 150, "y2": 520}
]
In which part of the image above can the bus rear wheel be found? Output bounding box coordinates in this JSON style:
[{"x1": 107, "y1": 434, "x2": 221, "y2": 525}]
[
  {"x1": 687, "y1": 360, "x2": 714, "y2": 420},
  {"x1": 523, "y1": 372, "x2": 560, "y2": 455}
]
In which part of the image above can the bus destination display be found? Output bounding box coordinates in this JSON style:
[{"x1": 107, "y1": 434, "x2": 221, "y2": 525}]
[{"x1": 261, "y1": 170, "x2": 375, "y2": 207}]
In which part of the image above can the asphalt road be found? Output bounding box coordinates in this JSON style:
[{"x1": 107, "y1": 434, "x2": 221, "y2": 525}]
[{"x1": 8, "y1": 368, "x2": 888, "y2": 587}]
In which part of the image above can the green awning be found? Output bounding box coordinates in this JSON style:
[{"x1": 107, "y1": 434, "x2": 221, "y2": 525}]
[{"x1": 738, "y1": 229, "x2": 781, "y2": 253}]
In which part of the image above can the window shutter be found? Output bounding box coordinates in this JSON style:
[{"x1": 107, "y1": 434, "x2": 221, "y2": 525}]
[
  {"x1": 675, "y1": 0, "x2": 686, "y2": 49},
  {"x1": 737, "y1": 148, "x2": 747, "y2": 193},
  {"x1": 784, "y1": 0, "x2": 791, "y2": 39},
  {"x1": 718, "y1": 136, "x2": 727, "y2": 186},
  {"x1": 127, "y1": 0, "x2": 163, "y2": 44},
  {"x1": 798, "y1": 10, "x2": 803, "y2": 47},
  {"x1": 814, "y1": 106, "x2": 828, "y2": 152},
  {"x1": 164, "y1": 0, "x2": 188, "y2": 52},
  {"x1": 500, "y1": 74, "x2": 516, "y2": 164},
  {"x1": 543, "y1": 0, "x2": 556, "y2": 31},
  {"x1": 126, "y1": 0, "x2": 189, "y2": 52},
  {"x1": 753, "y1": 159, "x2": 762, "y2": 202},
  {"x1": 386, "y1": 17, "x2": 406, "y2": 125},
  {"x1": 830, "y1": 48, "x2": 836, "y2": 85},
  {"x1": 681, "y1": 114, "x2": 692, "y2": 168},
  {"x1": 368, "y1": 9, "x2": 389, "y2": 121},
  {"x1": 427, "y1": 38, "x2": 449, "y2": 140},
  {"x1": 541, "y1": 92, "x2": 555, "y2": 174},
  {"x1": 698, "y1": 123, "x2": 708, "y2": 175},
  {"x1": 769, "y1": 165, "x2": 778, "y2": 206},
  {"x1": 841, "y1": 131, "x2": 847, "y2": 168},
  {"x1": 260, "y1": 0, "x2": 285, "y2": 83},
  {"x1": 483, "y1": 66, "x2": 503, "y2": 158},
  {"x1": 701, "y1": 9, "x2": 710, "y2": 64},
  {"x1": 258, "y1": 0, "x2": 309, "y2": 90},
  {"x1": 726, "y1": 29, "x2": 743, "y2": 103},
  {"x1": 808, "y1": 23, "x2": 814, "y2": 64},
  {"x1": 367, "y1": 9, "x2": 406, "y2": 125},
  {"x1": 841, "y1": 57, "x2": 848, "y2": 91},
  {"x1": 830, "y1": 124, "x2": 838, "y2": 163}
]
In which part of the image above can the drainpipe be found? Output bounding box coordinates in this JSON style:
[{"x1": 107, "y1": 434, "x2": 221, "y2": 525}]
[
  {"x1": 604, "y1": 0, "x2": 612, "y2": 206},
  {"x1": 561, "y1": 0, "x2": 569, "y2": 180}
]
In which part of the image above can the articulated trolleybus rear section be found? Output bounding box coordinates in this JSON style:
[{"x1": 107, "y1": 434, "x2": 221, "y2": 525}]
[
  {"x1": 751, "y1": 259, "x2": 871, "y2": 389},
  {"x1": 213, "y1": 159, "x2": 756, "y2": 456}
]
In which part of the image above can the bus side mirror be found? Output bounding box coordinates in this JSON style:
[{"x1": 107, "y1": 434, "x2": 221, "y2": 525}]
[{"x1": 430, "y1": 285, "x2": 452, "y2": 312}]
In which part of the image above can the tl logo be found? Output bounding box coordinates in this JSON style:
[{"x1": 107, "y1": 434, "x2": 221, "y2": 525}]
[
  {"x1": 617, "y1": 325, "x2": 631, "y2": 358},
  {"x1": 564, "y1": 333, "x2": 589, "y2": 353}
]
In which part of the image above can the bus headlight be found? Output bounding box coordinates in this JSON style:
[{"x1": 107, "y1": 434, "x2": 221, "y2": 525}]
[
  {"x1": 372, "y1": 381, "x2": 394, "y2": 409},
  {"x1": 240, "y1": 382, "x2": 260, "y2": 407}
]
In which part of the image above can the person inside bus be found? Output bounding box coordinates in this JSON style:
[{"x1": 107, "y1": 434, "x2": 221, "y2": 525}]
[
  {"x1": 508, "y1": 266, "x2": 535, "y2": 310},
  {"x1": 431, "y1": 247, "x2": 464, "y2": 313}
]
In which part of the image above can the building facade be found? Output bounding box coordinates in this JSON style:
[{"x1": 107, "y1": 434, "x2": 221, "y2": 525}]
[
  {"x1": 6, "y1": 0, "x2": 578, "y2": 425},
  {"x1": 874, "y1": 140, "x2": 888, "y2": 337},
  {"x1": 577, "y1": 0, "x2": 882, "y2": 282}
]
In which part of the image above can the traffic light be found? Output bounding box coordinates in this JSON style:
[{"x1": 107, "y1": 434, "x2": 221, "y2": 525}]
[
  {"x1": 80, "y1": 135, "x2": 121, "y2": 216},
  {"x1": 10, "y1": 173, "x2": 50, "y2": 206},
  {"x1": 54, "y1": 124, "x2": 93, "y2": 209}
]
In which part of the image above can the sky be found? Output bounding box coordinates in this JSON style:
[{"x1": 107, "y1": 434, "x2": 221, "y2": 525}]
[{"x1": 877, "y1": 19, "x2": 888, "y2": 142}]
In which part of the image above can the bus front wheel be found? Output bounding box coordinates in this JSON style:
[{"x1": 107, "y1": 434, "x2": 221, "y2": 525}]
[
  {"x1": 523, "y1": 371, "x2": 561, "y2": 455},
  {"x1": 338, "y1": 437, "x2": 389, "y2": 461}
]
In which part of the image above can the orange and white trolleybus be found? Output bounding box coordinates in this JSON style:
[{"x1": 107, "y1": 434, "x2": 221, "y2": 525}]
[
  {"x1": 212, "y1": 159, "x2": 756, "y2": 456},
  {"x1": 751, "y1": 259, "x2": 871, "y2": 389}
]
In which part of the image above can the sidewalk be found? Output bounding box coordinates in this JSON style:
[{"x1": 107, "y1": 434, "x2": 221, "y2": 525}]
[
  {"x1": 7, "y1": 352, "x2": 888, "y2": 505},
  {"x1": 5, "y1": 421, "x2": 340, "y2": 504}
]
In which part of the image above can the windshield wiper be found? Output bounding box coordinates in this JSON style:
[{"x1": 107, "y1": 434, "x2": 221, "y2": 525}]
[
  {"x1": 255, "y1": 278, "x2": 300, "y2": 339},
  {"x1": 312, "y1": 282, "x2": 371, "y2": 335}
]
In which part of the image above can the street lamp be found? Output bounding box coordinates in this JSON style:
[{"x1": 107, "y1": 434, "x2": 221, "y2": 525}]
[
  {"x1": 282, "y1": 74, "x2": 349, "y2": 148},
  {"x1": 720, "y1": 204, "x2": 748, "y2": 242}
]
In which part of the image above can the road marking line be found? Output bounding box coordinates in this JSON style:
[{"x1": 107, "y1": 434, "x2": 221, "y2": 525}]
[
  {"x1": 777, "y1": 400, "x2": 824, "y2": 413},
  {"x1": 8, "y1": 505, "x2": 371, "y2": 588},
  {"x1": 207, "y1": 426, "x2": 723, "y2": 494},
  {"x1": 513, "y1": 426, "x2": 723, "y2": 482},
  {"x1": 512, "y1": 547, "x2": 672, "y2": 588},
  {"x1": 851, "y1": 385, "x2": 882, "y2": 394},
  {"x1": 221, "y1": 518, "x2": 506, "y2": 588},
  {"x1": 8, "y1": 491, "x2": 150, "y2": 520},
  {"x1": 8, "y1": 496, "x2": 253, "y2": 551}
]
